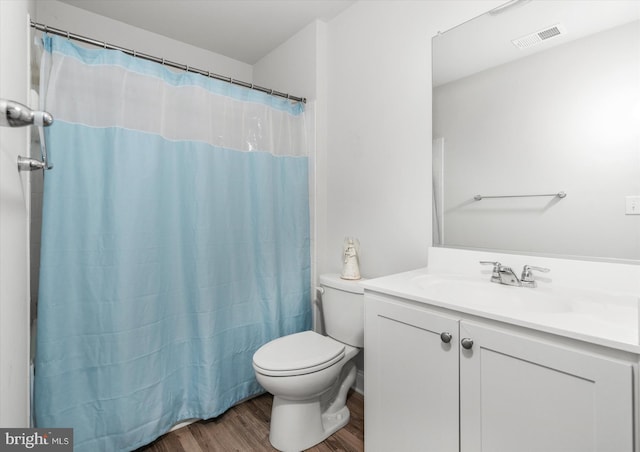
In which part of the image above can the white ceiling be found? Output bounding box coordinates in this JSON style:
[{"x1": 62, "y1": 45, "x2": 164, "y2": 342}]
[
  {"x1": 433, "y1": 0, "x2": 640, "y2": 86},
  {"x1": 57, "y1": 0, "x2": 355, "y2": 64}
]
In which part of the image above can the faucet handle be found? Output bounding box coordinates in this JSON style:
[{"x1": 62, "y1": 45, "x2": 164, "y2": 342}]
[
  {"x1": 479, "y1": 261, "x2": 501, "y2": 283},
  {"x1": 521, "y1": 265, "x2": 550, "y2": 287}
]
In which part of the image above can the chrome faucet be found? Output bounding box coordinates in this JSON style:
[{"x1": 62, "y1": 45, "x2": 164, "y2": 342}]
[
  {"x1": 480, "y1": 261, "x2": 550, "y2": 288},
  {"x1": 520, "y1": 265, "x2": 550, "y2": 288},
  {"x1": 0, "y1": 98, "x2": 53, "y2": 128},
  {"x1": 481, "y1": 261, "x2": 520, "y2": 286},
  {"x1": 497, "y1": 266, "x2": 521, "y2": 286},
  {"x1": 479, "y1": 261, "x2": 502, "y2": 284}
]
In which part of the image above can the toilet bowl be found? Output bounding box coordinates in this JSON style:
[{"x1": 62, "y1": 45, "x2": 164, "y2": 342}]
[{"x1": 252, "y1": 274, "x2": 364, "y2": 452}]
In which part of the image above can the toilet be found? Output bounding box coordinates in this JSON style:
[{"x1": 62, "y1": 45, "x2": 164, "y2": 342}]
[{"x1": 252, "y1": 274, "x2": 365, "y2": 452}]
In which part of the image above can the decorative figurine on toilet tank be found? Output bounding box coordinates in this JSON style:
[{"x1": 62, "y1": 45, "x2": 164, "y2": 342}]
[{"x1": 341, "y1": 237, "x2": 361, "y2": 280}]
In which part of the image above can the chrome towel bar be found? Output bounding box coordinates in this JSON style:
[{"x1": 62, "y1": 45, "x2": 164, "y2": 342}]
[{"x1": 474, "y1": 191, "x2": 566, "y2": 201}]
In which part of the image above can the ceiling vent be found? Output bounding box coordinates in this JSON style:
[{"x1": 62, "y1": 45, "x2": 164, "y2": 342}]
[{"x1": 512, "y1": 24, "x2": 566, "y2": 49}]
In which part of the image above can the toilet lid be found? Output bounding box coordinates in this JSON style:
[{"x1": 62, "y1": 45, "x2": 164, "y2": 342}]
[{"x1": 253, "y1": 331, "x2": 345, "y2": 377}]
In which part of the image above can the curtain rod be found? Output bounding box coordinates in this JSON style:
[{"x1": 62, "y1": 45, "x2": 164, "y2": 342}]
[{"x1": 30, "y1": 20, "x2": 307, "y2": 104}]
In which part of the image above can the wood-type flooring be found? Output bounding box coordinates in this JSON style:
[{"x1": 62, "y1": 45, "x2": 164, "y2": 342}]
[{"x1": 136, "y1": 390, "x2": 364, "y2": 452}]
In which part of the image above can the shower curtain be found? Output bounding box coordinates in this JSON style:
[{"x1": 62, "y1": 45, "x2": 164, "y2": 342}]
[{"x1": 35, "y1": 35, "x2": 311, "y2": 451}]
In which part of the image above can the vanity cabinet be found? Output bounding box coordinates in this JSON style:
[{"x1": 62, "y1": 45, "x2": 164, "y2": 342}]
[
  {"x1": 364, "y1": 293, "x2": 636, "y2": 452},
  {"x1": 459, "y1": 320, "x2": 634, "y2": 452},
  {"x1": 364, "y1": 293, "x2": 460, "y2": 452}
]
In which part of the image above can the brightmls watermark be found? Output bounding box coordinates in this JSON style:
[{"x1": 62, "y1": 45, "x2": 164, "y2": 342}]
[{"x1": 0, "y1": 429, "x2": 72, "y2": 451}]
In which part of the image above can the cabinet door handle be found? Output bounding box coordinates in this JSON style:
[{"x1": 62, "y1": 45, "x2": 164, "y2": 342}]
[
  {"x1": 461, "y1": 338, "x2": 474, "y2": 350},
  {"x1": 440, "y1": 332, "x2": 452, "y2": 343}
]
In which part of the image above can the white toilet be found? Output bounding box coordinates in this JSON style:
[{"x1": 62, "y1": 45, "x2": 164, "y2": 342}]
[{"x1": 252, "y1": 274, "x2": 364, "y2": 452}]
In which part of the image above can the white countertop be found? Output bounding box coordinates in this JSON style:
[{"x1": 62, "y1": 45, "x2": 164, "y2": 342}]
[{"x1": 362, "y1": 248, "x2": 640, "y2": 354}]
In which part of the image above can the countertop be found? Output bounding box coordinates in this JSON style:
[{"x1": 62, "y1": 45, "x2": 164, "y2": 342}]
[{"x1": 363, "y1": 266, "x2": 640, "y2": 354}]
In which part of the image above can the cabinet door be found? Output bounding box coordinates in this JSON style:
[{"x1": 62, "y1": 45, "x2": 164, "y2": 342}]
[
  {"x1": 364, "y1": 294, "x2": 460, "y2": 452},
  {"x1": 459, "y1": 320, "x2": 635, "y2": 452}
]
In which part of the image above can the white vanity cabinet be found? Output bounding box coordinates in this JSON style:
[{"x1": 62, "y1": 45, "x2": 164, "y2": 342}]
[
  {"x1": 364, "y1": 294, "x2": 460, "y2": 452},
  {"x1": 364, "y1": 292, "x2": 636, "y2": 452},
  {"x1": 459, "y1": 320, "x2": 634, "y2": 452}
]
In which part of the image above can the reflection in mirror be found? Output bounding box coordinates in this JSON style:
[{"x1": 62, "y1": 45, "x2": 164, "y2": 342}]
[{"x1": 432, "y1": 0, "x2": 640, "y2": 262}]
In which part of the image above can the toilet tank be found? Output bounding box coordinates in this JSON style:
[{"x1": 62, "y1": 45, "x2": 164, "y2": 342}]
[{"x1": 319, "y1": 274, "x2": 365, "y2": 347}]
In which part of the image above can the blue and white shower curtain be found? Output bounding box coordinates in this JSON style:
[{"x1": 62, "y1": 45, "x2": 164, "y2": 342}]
[{"x1": 35, "y1": 35, "x2": 311, "y2": 451}]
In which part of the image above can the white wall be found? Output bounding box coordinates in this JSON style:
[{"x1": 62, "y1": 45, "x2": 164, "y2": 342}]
[
  {"x1": 254, "y1": 20, "x2": 324, "y2": 101},
  {"x1": 434, "y1": 20, "x2": 640, "y2": 261},
  {"x1": 35, "y1": 0, "x2": 252, "y2": 82},
  {"x1": 0, "y1": 0, "x2": 35, "y2": 427},
  {"x1": 323, "y1": 1, "x2": 501, "y2": 278}
]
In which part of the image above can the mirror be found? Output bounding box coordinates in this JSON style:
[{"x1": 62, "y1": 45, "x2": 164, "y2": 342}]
[{"x1": 432, "y1": 0, "x2": 640, "y2": 263}]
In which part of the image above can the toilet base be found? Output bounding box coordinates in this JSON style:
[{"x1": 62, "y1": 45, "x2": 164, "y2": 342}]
[
  {"x1": 268, "y1": 361, "x2": 357, "y2": 452},
  {"x1": 322, "y1": 404, "x2": 351, "y2": 437},
  {"x1": 269, "y1": 397, "x2": 350, "y2": 452}
]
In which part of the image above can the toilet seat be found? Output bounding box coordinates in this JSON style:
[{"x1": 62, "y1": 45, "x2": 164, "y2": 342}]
[{"x1": 253, "y1": 331, "x2": 345, "y2": 377}]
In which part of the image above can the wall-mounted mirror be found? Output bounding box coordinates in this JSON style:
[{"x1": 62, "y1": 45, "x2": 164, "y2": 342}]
[{"x1": 432, "y1": 0, "x2": 640, "y2": 262}]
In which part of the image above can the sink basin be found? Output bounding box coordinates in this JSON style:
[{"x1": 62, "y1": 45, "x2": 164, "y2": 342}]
[{"x1": 411, "y1": 274, "x2": 573, "y2": 313}]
